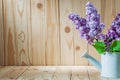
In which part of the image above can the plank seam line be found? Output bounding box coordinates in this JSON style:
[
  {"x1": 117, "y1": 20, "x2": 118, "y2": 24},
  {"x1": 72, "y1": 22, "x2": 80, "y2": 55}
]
[
  {"x1": 51, "y1": 67, "x2": 56, "y2": 80},
  {"x1": 70, "y1": 71, "x2": 72, "y2": 80},
  {"x1": 87, "y1": 66, "x2": 90, "y2": 80},
  {"x1": 58, "y1": 0, "x2": 61, "y2": 65},
  {"x1": 16, "y1": 66, "x2": 30, "y2": 79}
]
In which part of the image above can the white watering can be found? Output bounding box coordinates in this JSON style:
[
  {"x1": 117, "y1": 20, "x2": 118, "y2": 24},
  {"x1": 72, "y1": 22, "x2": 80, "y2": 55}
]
[{"x1": 81, "y1": 51, "x2": 120, "y2": 78}]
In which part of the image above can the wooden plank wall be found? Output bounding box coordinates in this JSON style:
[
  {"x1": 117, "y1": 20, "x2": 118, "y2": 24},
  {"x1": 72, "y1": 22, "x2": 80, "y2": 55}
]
[{"x1": 0, "y1": 0, "x2": 120, "y2": 66}]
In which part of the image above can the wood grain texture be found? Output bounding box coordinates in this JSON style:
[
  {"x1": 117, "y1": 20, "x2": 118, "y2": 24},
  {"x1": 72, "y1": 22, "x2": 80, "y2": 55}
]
[
  {"x1": 72, "y1": 0, "x2": 88, "y2": 66},
  {"x1": 31, "y1": 0, "x2": 46, "y2": 65},
  {"x1": 18, "y1": 66, "x2": 56, "y2": 80},
  {"x1": 13, "y1": 0, "x2": 31, "y2": 65},
  {"x1": 59, "y1": 0, "x2": 74, "y2": 65},
  {"x1": 0, "y1": 66, "x2": 28, "y2": 79},
  {"x1": 45, "y1": 0, "x2": 60, "y2": 65},
  {"x1": 2, "y1": 0, "x2": 120, "y2": 66},
  {"x1": 3, "y1": 0, "x2": 17, "y2": 65},
  {"x1": 102, "y1": 0, "x2": 115, "y2": 33},
  {"x1": 71, "y1": 66, "x2": 89, "y2": 80},
  {"x1": 27, "y1": 0, "x2": 33, "y2": 66},
  {"x1": 1, "y1": 66, "x2": 119, "y2": 80},
  {"x1": 53, "y1": 66, "x2": 72, "y2": 80},
  {"x1": 115, "y1": 0, "x2": 120, "y2": 14},
  {"x1": 3, "y1": 0, "x2": 31, "y2": 66},
  {"x1": 0, "y1": 66, "x2": 14, "y2": 78},
  {"x1": 0, "y1": 0, "x2": 4, "y2": 66}
]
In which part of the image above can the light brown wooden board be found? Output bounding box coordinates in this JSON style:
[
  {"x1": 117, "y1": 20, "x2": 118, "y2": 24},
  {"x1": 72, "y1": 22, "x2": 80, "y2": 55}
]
[
  {"x1": 0, "y1": 66, "x2": 28, "y2": 79},
  {"x1": 0, "y1": 66, "x2": 14, "y2": 78},
  {"x1": 1, "y1": 66, "x2": 119, "y2": 80},
  {"x1": 31, "y1": 0, "x2": 46, "y2": 65},
  {"x1": 53, "y1": 66, "x2": 72, "y2": 80},
  {"x1": 0, "y1": 0, "x2": 4, "y2": 66},
  {"x1": 18, "y1": 66, "x2": 56, "y2": 80},
  {"x1": 71, "y1": 66, "x2": 89, "y2": 80},
  {"x1": 59, "y1": 0, "x2": 74, "y2": 65},
  {"x1": 45, "y1": 0, "x2": 60, "y2": 65},
  {"x1": 12, "y1": 0, "x2": 32, "y2": 66},
  {"x1": 3, "y1": 0, "x2": 17, "y2": 65}
]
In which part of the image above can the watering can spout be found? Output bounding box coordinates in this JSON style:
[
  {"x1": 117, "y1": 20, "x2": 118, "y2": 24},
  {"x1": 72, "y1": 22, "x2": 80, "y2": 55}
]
[{"x1": 81, "y1": 51, "x2": 102, "y2": 71}]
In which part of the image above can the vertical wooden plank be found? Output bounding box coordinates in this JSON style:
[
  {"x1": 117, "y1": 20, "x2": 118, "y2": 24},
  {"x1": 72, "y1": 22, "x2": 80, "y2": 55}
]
[
  {"x1": 14, "y1": 0, "x2": 31, "y2": 65},
  {"x1": 102, "y1": 0, "x2": 115, "y2": 28},
  {"x1": 27, "y1": 0, "x2": 33, "y2": 66},
  {"x1": 59, "y1": 0, "x2": 74, "y2": 65},
  {"x1": 115, "y1": 0, "x2": 120, "y2": 14},
  {"x1": 31, "y1": 0, "x2": 46, "y2": 65},
  {"x1": 72, "y1": 0, "x2": 88, "y2": 66},
  {"x1": 88, "y1": 0, "x2": 101, "y2": 65},
  {"x1": 4, "y1": 0, "x2": 31, "y2": 65},
  {"x1": 45, "y1": 0, "x2": 60, "y2": 65},
  {"x1": 0, "y1": 0, "x2": 4, "y2": 66},
  {"x1": 3, "y1": 0, "x2": 17, "y2": 65},
  {"x1": 102, "y1": 0, "x2": 114, "y2": 33}
]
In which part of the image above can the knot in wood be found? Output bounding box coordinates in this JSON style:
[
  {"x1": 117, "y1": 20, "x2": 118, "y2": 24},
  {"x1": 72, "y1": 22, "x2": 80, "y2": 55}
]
[
  {"x1": 37, "y1": 3, "x2": 43, "y2": 9},
  {"x1": 65, "y1": 26, "x2": 70, "y2": 33},
  {"x1": 76, "y1": 46, "x2": 80, "y2": 50}
]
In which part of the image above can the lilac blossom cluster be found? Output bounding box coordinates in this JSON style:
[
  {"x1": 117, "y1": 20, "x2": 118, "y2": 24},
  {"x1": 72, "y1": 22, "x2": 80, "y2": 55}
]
[
  {"x1": 104, "y1": 13, "x2": 120, "y2": 48},
  {"x1": 68, "y1": 2, "x2": 105, "y2": 44},
  {"x1": 95, "y1": 13, "x2": 120, "y2": 51},
  {"x1": 107, "y1": 13, "x2": 120, "y2": 40}
]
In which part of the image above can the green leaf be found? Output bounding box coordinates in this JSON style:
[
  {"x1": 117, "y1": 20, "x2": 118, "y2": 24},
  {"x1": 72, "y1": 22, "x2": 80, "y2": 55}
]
[
  {"x1": 93, "y1": 41, "x2": 106, "y2": 54},
  {"x1": 110, "y1": 40, "x2": 120, "y2": 52}
]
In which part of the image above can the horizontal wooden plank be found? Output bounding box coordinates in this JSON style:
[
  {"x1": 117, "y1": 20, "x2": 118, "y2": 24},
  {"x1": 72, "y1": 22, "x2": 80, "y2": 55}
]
[
  {"x1": 53, "y1": 66, "x2": 74, "y2": 80},
  {"x1": 1, "y1": 66, "x2": 119, "y2": 80},
  {"x1": 71, "y1": 66, "x2": 89, "y2": 80},
  {"x1": 0, "y1": 66, "x2": 14, "y2": 78},
  {"x1": 88, "y1": 66, "x2": 101, "y2": 80},
  {"x1": 18, "y1": 66, "x2": 56, "y2": 80},
  {"x1": 0, "y1": 66, "x2": 28, "y2": 79}
]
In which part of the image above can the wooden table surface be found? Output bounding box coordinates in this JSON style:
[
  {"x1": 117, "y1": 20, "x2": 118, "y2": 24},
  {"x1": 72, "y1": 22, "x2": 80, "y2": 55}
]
[{"x1": 0, "y1": 66, "x2": 119, "y2": 80}]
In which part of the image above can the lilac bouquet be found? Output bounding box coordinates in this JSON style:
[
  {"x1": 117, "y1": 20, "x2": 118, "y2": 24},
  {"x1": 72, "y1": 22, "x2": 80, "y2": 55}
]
[{"x1": 69, "y1": 2, "x2": 120, "y2": 54}]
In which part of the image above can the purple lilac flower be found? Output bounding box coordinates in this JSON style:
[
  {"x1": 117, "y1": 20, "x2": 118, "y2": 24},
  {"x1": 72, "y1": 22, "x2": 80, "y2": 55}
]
[
  {"x1": 96, "y1": 34, "x2": 105, "y2": 40},
  {"x1": 107, "y1": 13, "x2": 120, "y2": 41},
  {"x1": 69, "y1": 1, "x2": 120, "y2": 52},
  {"x1": 68, "y1": 2, "x2": 105, "y2": 44},
  {"x1": 101, "y1": 13, "x2": 120, "y2": 49},
  {"x1": 68, "y1": 13, "x2": 87, "y2": 29},
  {"x1": 86, "y1": 2, "x2": 105, "y2": 43},
  {"x1": 68, "y1": 13, "x2": 90, "y2": 39}
]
